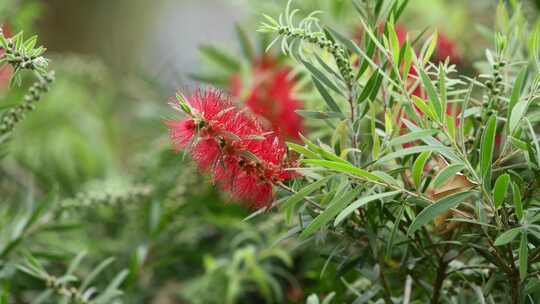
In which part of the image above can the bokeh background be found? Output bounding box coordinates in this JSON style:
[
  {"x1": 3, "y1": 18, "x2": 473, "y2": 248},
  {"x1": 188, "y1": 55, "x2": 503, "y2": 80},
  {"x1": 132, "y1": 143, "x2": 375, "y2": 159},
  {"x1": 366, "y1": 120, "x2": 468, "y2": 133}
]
[{"x1": 1, "y1": 0, "x2": 540, "y2": 303}]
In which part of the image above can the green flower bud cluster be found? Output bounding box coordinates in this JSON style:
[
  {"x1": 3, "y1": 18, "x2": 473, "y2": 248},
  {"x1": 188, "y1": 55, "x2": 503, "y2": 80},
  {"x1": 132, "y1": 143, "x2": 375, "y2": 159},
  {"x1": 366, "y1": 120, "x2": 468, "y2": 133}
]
[
  {"x1": 45, "y1": 275, "x2": 90, "y2": 304},
  {"x1": 277, "y1": 25, "x2": 355, "y2": 89},
  {"x1": 0, "y1": 72, "x2": 55, "y2": 135}
]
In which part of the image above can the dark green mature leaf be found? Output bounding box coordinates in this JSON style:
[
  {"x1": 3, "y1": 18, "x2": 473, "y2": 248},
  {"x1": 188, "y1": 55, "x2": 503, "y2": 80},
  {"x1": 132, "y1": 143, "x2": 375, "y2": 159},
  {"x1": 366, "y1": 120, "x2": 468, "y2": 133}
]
[
  {"x1": 432, "y1": 164, "x2": 465, "y2": 188},
  {"x1": 301, "y1": 59, "x2": 344, "y2": 97},
  {"x1": 520, "y1": 233, "x2": 528, "y2": 281},
  {"x1": 334, "y1": 190, "x2": 401, "y2": 226},
  {"x1": 493, "y1": 173, "x2": 510, "y2": 209},
  {"x1": 480, "y1": 115, "x2": 497, "y2": 189},
  {"x1": 302, "y1": 159, "x2": 383, "y2": 184},
  {"x1": 408, "y1": 191, "x2": 475, "y2": 235},
  {"x1": 412, "y1": 151, "x2": 431, "y2": 190},
  {"x1": 299, "y1": 188, "x2": 361, "y2": 239},
  {"x1": 513, "y1": 182, "x2": 523, "y2": 220},
  {"x1": 357, "y1": 69, "x2": 382, "y2": 104},
  {"x1": 312, "y1": 77, "x2": 343, "y2": 114},
  {"x1": 494, "y1": 228, "x2": 521, "y2": 246},
  {"x1": 282, "y1": 177, "x2": 330, "y2": 212}
]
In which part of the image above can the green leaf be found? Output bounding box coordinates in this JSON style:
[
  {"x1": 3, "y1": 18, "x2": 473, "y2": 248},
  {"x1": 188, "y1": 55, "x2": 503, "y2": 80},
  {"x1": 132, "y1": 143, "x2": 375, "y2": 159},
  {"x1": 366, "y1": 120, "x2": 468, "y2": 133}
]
[
  {"x1": 494, "y1": 227, "x2": 521, "y2": 246},
  {"x1": 493, "y1": 173, "x2": 510, "y2": 209},
  {"x1": 296, "y1": 110, "x2": 344, "y2": 120},
  {"x1": 520, "y1": 232, "x2": 528, "y2": 281},
  {"x1": 509, "y1": 99, "x2": 529, "y2": 134},
  {"x1": 417, "y1": 67, "x2": 442, "y2": 120},
  {"x1": 376, "y1": 145, "x2": 455, "y2": 164},
  {"x1": 302, "y1": 159, "x2": 383, "y2": 184},
  {"x1": 357, "y1": 69, "x2": 382, "y2": 104},
  {"x1": 411, "y1": 95, "x2": 438, "y2": 121},
  {"x1": 408, "y1": 191, "x2": 475, "y2": 235},
  {"x1": 513, "y1": 182, "x2": 523, "y2": 220},
  {"x1": 508, "y1": 68, "x2": 527, "y2": 118},
  {"x1": 281, "y1": 177, "x2": 330, "y2": 213},
  {"x1": 431, "y1": 164, "x2": 465, "y2": 189},
  {"x1": 287, "y1": 142, "x2": 318, "y2": 159},
  {"x1": 480, "y1": 115, "x2": 497, "y2": 189},
  {"x1": 412, "y1": 151, "x2": 431, "y2": 190},
  {"x1": 386, "y1": 204, "x2": 405, "y2": 258},
  {"x1": 389, "y1": 130, "x2": 437, "y2": 147},
  {"x1": 334, "y1": 190, "x2": 401, "y2": 226},
  {"x1": 301, "y1": 59, "x2": 344, "y2": 97},
  {"x1": 312, "y1": 77, "x2": 343, "y2": 114},
  {"x1": 299, "y1": 188, "x2": 360, "y2": 239}
]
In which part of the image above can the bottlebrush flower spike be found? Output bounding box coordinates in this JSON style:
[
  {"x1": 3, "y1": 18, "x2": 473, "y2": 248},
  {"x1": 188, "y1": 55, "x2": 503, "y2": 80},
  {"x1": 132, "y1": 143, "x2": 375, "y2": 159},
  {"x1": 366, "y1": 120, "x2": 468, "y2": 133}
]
[
  {"x1": 0, "y1": 24, "x2": 13, "y2": 91},
  {"x1": 166, "y1": 89, "x2": 297, "y2": 209},
  {"x1": 229, "y1": 57, "x2": 304, "y2": 142}
]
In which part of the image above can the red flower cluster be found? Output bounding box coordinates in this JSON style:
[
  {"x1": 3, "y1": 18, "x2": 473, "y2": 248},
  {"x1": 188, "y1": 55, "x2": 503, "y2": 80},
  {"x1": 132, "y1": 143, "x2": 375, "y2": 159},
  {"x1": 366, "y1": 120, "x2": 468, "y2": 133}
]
[
  {"x1": 229, "y1": 57, "x2": 304, "y2": 142},
  {"x1": 0, "y1": 24, "x2": 12, "y2": 91},
  {"x1": 167, "y1": 89, "x2": 297, "y2": 209}
]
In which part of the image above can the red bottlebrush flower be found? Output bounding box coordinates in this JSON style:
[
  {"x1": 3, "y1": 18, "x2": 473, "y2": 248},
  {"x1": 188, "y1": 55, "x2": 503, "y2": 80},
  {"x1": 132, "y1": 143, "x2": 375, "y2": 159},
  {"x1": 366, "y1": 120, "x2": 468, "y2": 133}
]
[
  {"x1": 434, "y1": 32, "x2": 461, "y2": 65},
  {"x1": 0, "y1": 24, "x2": 12, "y2": 91},
  {"x1": 230, "y1": 57, "x2": 304, "y2": 142},
  {"x1": 167, "y1": 89, "x2": 297, "y2": 209}
]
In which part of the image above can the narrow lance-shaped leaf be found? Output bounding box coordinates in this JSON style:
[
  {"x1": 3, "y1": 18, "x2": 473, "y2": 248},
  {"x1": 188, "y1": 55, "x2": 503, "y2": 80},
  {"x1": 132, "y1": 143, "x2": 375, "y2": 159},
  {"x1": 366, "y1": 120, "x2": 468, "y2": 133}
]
[
  {"x1": 412, "y1": 151, "x2": 431, "y2": 190},
  {"x1": 312, "y1": 77, "x2": 343, "y2": 114},
  {"x1": 408, "y1": 191, "x2": 475, "y2": 235},
  {"x1": 513, "y1": 182, "x2": 523, "y2": 220},
  {"x1": 282, "y1": 177, "x2": 331, "y2": 212},
  {"x1": 302, "y1": 159, "x2": 383, "y2": 184},
  {"x1": 389, "y1": 129, "x2": 437, "y2": 147},
  {"x1": 508, "y1": 67, "x2": 527, "y2": 118},
  {"x1": 417, "y1": 66, "x2": 443, "y2": 121},
  {"x1": 299, "y1": 188, "x2": 361, "y2": 240},
  {"x1": 431, "y1": 163, "x2": 465, "y2": 189},
  {"x1": 334, "y1": 190, "x2": 401, "y2": 226},
  {"x1": 494, "y1": 227, "x2": 521, "y2": 246},
  {"x1": 493, "y1": 173, "x2": 510, "y2": 209},
  {"x1": 519, "y1": 232, "x2": 528, "y2": 281},
  {"x1": 480, "y1": 115, "x2": 497, "y2": 190}
]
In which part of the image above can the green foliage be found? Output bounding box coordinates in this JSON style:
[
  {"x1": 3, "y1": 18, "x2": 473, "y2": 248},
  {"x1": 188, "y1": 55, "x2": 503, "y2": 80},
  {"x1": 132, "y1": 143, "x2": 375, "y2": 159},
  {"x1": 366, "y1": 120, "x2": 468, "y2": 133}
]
[{"x1": 4, "y1": 0, "x2": 540, "y2": 303}]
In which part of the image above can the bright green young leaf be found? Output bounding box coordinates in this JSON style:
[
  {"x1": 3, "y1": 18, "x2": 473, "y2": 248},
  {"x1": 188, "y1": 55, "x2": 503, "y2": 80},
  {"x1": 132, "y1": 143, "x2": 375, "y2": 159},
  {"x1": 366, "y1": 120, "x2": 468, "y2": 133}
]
[
  {"x1": 408, "y1": 191, "x2": 475, "y2": 235},
  {"x1": 494, "y1": 227, "x2": 521, "y2": 246},
  {"x1": 334, "y1": 190, "x2": 401, "y2": 226},
  {"x1": 417, "y1": 67, "x2": 442, "y2": 120},
  {"x1": 493, "y1": 173, "x2": 510, "y2": 209},
  {"x1": 412, "y1": 151, "x2": 431, "y2": 190},
  {"x1": 302, "y1": 159, "x2": 383, "y2": 184}
]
